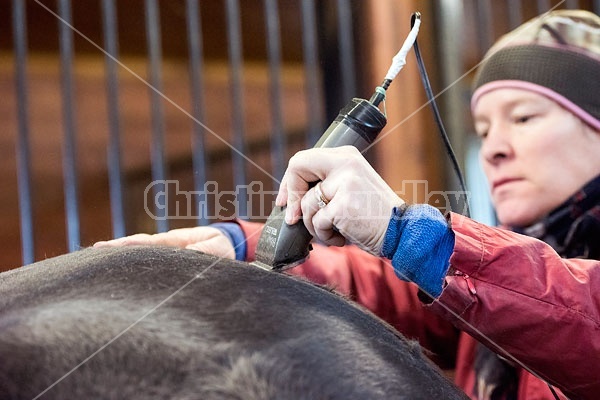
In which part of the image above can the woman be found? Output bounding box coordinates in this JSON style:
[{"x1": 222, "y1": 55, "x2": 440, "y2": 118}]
[{"x1": 96, "y1": 10, "x2": 600, "y2": 399}]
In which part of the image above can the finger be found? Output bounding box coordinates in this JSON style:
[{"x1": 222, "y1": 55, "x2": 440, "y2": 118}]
[
  {"x1": 284, "y1": 173, "x2": 310, "y2": 225},
  {"x1": 300, "y1": 186, "x2": 320, "y2": 237},
  {"x1": 283, "y1": 149, "x2": 337, "y2": 224},
  {"x1": 185, "y1": 236, "x2": 235, "y2": 259},
  {"x1": 93, "y1": 233, "x2": 153, "y2": 247},
  {"x1": 304, "y1": 180, "x2": 335, "y2": 233},
  {"x1": 286, "y1": 147, "x2": 359, "y2": 183},
  {"x1": 312, "y1": 200, "x2": 345, "y2": 247},
  {"x1": 275, "y1": 174, "x2": 288, "y2": 207},
  {"x1": 93, "y1": 228, "x2": 220, "y2": 249}
]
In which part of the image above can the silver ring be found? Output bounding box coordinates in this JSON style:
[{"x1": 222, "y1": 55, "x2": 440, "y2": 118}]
[{"x1": 314, "y1": 181, "x2": 330, "y2": 209}]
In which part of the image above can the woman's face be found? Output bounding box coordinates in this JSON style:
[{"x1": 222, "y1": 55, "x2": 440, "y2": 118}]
[{"x1": 473, "y1": 88, "x2": 600, "y2": 228}]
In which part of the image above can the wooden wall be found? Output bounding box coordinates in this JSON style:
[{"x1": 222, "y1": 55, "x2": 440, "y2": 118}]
[{"x1": 0, "y1": 0, "x2": 446, "y2": 270}]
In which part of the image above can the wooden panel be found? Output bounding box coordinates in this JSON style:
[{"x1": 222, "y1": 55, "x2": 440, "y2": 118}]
[{"x1": 361, "y1": 0, "x2": 444, "y2": 204}]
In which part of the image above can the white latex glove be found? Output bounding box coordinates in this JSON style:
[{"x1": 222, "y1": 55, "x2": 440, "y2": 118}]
[
  {"x1": 276, "y1": 146, "x2": 405, "y2": 255},
  {"x1": 93, "y1": 226, "x2": 236, "y2": 259}
]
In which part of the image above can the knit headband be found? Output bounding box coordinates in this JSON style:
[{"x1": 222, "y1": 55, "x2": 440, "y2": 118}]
[{"x1": 471, "y1": 10, "x2": 600, "y2": 131}]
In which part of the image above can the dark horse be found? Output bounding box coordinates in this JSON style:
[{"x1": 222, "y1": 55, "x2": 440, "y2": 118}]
[{"x1": 0, "y1": 246, "x2": 467, "y2": 399}]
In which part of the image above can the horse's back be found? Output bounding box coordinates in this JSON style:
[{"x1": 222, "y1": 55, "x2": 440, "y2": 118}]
[{"x1": 0, "y1": 246, "x2": 467, "y2": 399}]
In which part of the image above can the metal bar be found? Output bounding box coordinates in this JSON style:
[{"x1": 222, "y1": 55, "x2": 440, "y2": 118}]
[
  {"x1": 507, "y1": 0, "x2": 523, "y2": 29},
  {"x1": 595, "y1": 0, "x2": 600, "y2": 14},
  {"x1": 185, "y1": 0, "x2": 209, "y2": 226},
  {"x1": 12, "y1": 0, "x2": 35, "y2": 264},
  {"x1": 537, "y1": 0, "x2": 552, "y2": 13},
  {"x1": 300, "y1": 0, "x2": 324, "y2": 147},
  {"x1": 336, "y1": 0, "x2": 356, "y2": 102},
  {"x1": 145, "y1": 0, "x2": 169, "y2": 232},
  {"x1": 58, "y1": 0, "x2": 81, "y2": 252},
  {"x1": 264, "y1": 0, "x2": 286, "y2": 183},
  {"x1": 475, "y1": 0, "x2": 494, "y2": 56},
  {"x1": 438, "y1": 0, "x2": 468, "y2": 190},
  {"x1": 564, "y1": 0, "x2": 579, "y2": 9},
  {"x1": 225, "y1": 0, "x2": 248, "y2": 218},
  {"x1": 101, "y1": 0, "x2": 126, "y2": 238}
]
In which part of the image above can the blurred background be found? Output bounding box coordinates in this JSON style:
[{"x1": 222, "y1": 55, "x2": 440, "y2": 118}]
[{"x1": 1, "y1": 0, "x2": 598, "y2": 270}]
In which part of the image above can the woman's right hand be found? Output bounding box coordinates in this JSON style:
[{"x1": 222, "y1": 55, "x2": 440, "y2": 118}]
[
  {"x1": 277, "y1": 146, "x2": 404, "y2": 256},
  {"x1": 93, "y1": 226, "x2": 236, "y2": 259}
]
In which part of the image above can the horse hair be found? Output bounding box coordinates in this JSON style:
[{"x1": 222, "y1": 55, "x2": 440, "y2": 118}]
[{"x1": 0, "y1": 246, "x2": 467, "y2": 400}]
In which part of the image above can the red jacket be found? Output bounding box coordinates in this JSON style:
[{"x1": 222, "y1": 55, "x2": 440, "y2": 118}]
[{"x1": 237, "y1": 213, "x2": 600, "y2": 399}]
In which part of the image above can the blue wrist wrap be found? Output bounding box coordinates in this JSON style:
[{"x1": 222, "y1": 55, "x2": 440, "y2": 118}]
[{"x1": 381, "y1": 204, "x2": 455, "y2": 298}]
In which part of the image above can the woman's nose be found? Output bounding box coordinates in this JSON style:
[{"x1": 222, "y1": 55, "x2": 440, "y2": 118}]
[{"x1": 480, "y1": 125, "x2": 513, "y2": 165}]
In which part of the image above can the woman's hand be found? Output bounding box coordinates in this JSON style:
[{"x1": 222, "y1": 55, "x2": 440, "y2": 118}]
[
  {"x1": 93, "y1": 226, "x2": 236, "y2": 259},
  {"x1": 276, "y1": 146, "x2": 404, "y2": 255}
]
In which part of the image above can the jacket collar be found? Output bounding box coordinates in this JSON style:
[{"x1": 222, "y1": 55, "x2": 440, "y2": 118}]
[{"x1": 516, "y1": 174, "x2": 600, "y2": 259}]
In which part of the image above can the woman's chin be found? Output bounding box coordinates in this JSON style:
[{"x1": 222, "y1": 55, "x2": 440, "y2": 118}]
[{"x1": 494, "y1": 202, "x2": 541, "y2": 228}]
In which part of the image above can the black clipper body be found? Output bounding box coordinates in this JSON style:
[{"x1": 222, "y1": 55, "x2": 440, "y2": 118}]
[{"x1": 253, "y1": 98, "x2": 387, "y2": 271}]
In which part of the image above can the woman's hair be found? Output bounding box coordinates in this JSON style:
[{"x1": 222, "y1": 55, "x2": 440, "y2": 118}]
[{"x1": 471, "y1": 10, "x2": 600, "y2": 131}]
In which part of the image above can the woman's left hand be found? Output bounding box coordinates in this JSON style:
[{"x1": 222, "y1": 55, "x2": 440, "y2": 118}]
[{"x1": 276, "y1": 146, "x2": 405, "y2": 255}]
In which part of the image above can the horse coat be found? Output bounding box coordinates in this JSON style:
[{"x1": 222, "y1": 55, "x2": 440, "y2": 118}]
[{"x1": 0, "y1": 246, "x2": 467, "y2": 399}]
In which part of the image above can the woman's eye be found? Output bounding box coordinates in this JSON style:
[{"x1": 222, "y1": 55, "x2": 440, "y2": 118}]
[
  {"x1": 515, "y1": 115, "x2": 533, "y2": 124},
  {"x1": 474, "y1": 123, "x2": 488, "y2": 139}
]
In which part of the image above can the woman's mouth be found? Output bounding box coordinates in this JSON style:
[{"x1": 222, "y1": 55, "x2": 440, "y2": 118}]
[{"x1": 492, "y1": 177, "x2": 523, "y2": 192}]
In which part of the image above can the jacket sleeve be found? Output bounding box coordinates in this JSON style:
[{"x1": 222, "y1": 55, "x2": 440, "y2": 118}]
[
  {"x1": 429, "y1": 212, "x2": 600, "y2": 399},
  {"x1": 236, "y1": 219, "x2": 460, "y2": 369}
]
